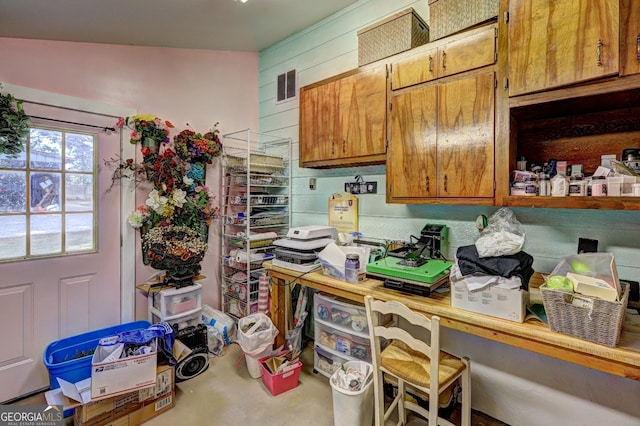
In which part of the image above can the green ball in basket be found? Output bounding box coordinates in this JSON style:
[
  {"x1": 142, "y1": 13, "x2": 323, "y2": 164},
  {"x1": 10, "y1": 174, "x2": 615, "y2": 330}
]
[
  {"x1": 546, "y1": 275, "x2": 573, "y2": 292},
  {"x1": 570, "y1": 260, "x2": 591, "y2": 275}
]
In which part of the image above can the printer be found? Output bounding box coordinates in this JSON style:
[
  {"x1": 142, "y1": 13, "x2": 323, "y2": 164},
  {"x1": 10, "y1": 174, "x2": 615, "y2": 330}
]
[{"x1": 272, "y1": 225, "x2": 337, "y2": 273}]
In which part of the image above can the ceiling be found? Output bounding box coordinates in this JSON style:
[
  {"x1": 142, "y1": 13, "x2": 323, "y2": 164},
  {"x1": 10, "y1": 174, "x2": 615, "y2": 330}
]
[{"x1": 0, "y1": 0, "x2": 360, "y2": 52}]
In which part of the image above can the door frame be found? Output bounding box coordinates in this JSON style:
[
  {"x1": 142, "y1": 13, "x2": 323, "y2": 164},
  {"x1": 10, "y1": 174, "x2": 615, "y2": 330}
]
[{"x1": 4, "y1": 83, "x2": 137, "y2": 322}]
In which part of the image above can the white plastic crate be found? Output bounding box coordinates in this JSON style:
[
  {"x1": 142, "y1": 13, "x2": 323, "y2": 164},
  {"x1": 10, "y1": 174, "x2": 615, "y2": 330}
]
[
  {"x1": 314, "y1": 293, "x2": 368, "y2": 333},
  {"x1": 151, "y1": 283, "x2": 202, "y2": 318},
  {"x1": 151, "y1": 307, "x2": 202, "y2": 331}
]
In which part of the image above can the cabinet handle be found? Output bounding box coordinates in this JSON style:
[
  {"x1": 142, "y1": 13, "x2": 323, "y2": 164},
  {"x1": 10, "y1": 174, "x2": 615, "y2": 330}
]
[
  {"x1": 441, "y1": 51, "x2": 446, "y2": 69},
  {"x1": 428, "y1": 55, "x2": 433, "y2": 72},
  {"x1": 342, "y1": 139, "x2": 346, "y2": 154},
  {"x1": 425, "y1": 176, "x2": 429, "y2": 192},
  {"x1": 636, "y1": 34, "x2": 640, "y2": 62},
  {"x1": 443, "y1": 175, "x2": 448, "y2": 192},
  {"x1": 596, "y1": 39, "x2": 603, "y2": 66},
  {"x1": 331, "y1": 141, "x2": 335, "y2": 156}
]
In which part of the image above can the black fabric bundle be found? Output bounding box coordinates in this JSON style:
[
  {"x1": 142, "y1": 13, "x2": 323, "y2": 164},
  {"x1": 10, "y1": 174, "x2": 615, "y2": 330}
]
[{"x1": 456, "y1": 245, "x2": 534, "y2": 291}]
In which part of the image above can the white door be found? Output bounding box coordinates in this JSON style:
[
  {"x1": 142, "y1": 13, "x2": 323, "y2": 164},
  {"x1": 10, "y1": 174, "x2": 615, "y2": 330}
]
[{"x1": 0, "y1": 95, "x2": 125, "y2": 402}]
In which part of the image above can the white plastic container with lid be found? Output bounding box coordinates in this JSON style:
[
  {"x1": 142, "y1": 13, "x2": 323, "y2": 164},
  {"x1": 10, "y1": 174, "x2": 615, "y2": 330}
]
[
  {"x1": 568, "y1": 175, "x2": 586, "y2": 196},
  {"x1": 589, "y1": 176, "x2": 607, "y2": 196}
]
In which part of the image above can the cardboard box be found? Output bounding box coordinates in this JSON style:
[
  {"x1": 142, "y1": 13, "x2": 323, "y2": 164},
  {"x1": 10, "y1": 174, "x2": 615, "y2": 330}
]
[
  {"x1": 451, "y1": 281, "x2": 527, "y2": 322},
  {"x1": 75, "y1": 391, "x2": 175, "y2": 426},
  {"x1": 90, "y1": 336, "x2": 158, "y2": 401},
  {"x1": 74, "y1": 365, "x2": 174, "y2": 425}
]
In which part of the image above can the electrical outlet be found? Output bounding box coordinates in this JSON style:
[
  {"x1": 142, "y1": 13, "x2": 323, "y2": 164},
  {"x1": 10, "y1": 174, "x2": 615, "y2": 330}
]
[
  {"x1": 345, "y1": 181, "x2": 377, "y2": 194},
  {"x1": 309, "y1": 178, "x2": 316, "y2": 190},
  {"x1": 577, "y1": 238, "x2": 598, "y2": 254}
]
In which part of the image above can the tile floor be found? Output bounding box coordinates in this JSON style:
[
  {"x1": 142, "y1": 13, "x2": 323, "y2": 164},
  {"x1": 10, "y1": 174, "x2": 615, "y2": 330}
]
[{"x1": 13, "y1": 340, "x2": 508, "y2": 425}]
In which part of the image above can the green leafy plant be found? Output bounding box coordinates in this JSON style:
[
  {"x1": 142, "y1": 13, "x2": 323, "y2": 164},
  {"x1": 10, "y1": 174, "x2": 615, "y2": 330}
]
[{"x1": 0, "y1": 83, "x2": 30, "y2": 157}]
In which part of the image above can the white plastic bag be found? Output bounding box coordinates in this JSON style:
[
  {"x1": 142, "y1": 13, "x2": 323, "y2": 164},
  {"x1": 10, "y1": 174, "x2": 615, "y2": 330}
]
[
  {"x1": 206, "y1": 325, "x2": 225, "y2": 357},
  {"x1": 237, "y1": 313, "x2": 279, "y2": 355},
  {"x1": 201, "y1": 305, "x2": 236, "y2": 345},
  {"x1": 475, "y1": 208, "x2": 525, "y2": 257}
]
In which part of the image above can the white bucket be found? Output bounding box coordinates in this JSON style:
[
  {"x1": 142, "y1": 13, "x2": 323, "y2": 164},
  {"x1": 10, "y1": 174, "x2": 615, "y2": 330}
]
[
  {"x1": 244, "y1": 346, "x2": 271, "y2": 378},
  {"x1": 330, "y1": 361, "x2": 374, "y2": 426}
]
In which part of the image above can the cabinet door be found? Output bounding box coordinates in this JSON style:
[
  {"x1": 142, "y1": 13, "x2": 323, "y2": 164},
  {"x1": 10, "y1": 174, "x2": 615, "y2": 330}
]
[
  {"x1": 439, "y1": 25, "x2": 496, "y2": 78},
  {"x1": 621, "y1": 0, "x2": 640, "y2": 76},
  {"x1": 437, "y1": 72, "x2": 495, "y2": 198},
  {"x1": 508, "y1": 0, "x2": 619, "y2": 96},
  {"x1": 339, "y1": 66, "x2": 387, "y2": 159},
  {"x1": 299, "y1": 81, "x2": 338, "y2": 164},
  {"x1": 390, "y1": 46, "x2": 439, "y2": 90},
  {"x1": 387, "y1": 85, "x2": 437, "y2": 200}
]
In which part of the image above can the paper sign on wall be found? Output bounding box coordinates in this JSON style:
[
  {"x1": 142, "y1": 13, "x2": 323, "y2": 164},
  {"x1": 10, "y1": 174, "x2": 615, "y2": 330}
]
[{"x1": 328, "y1": 192, "x2": 358, "y2": 234}]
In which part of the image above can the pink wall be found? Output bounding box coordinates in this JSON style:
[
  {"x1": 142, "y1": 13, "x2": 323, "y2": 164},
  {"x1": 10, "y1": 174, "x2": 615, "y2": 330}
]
[{"x1": 0, "y1": 37, "x2": 260, "y2": 316}]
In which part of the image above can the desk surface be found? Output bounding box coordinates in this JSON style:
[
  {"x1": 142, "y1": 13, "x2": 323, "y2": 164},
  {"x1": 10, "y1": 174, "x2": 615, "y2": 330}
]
[{"x1": 264, "y1": 262, "x2": 640, "y2": 382}]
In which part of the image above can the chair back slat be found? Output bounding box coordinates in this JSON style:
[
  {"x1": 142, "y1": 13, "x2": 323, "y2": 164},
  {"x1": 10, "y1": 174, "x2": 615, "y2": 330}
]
[{"x1": 374, "y1": 325, "x2": 433, "y2": 358}]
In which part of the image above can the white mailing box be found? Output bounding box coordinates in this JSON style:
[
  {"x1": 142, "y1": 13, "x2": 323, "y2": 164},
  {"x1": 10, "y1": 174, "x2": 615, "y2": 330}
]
[
  {"x1": 90, "y1": 337, "x2": 157, "y2": 401},
  {"x1": 451, "y1": 280, "x2": 527, "y2": 323}
]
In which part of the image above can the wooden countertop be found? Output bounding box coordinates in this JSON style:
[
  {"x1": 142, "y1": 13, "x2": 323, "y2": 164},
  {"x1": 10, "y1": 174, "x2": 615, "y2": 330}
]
[{"x1": 264, "y1": 262, "x2": 640, "y2": 381}]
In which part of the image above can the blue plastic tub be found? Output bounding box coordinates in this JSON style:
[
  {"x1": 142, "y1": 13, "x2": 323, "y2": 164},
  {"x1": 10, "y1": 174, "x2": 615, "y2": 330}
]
[{"x1": 43, "y1": 320, "x2": 151, "y2": 389}]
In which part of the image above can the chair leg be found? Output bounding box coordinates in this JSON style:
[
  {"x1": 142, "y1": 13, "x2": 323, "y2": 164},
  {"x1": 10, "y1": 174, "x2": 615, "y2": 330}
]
[
  {"x1": 460, "y1": 357, "x2": 471, "y2": 426},
  {"x1": 374, "y1": 371, "x2": 386, "y2": 426},
  {"x1": 397, "y1": 380, "x2": 406, "y2": 425}
]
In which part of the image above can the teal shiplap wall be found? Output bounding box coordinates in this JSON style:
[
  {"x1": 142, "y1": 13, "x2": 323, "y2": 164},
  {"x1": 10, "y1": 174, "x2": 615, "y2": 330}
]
[{"x1": 258, "y1": 1, "x2": 640, "y2": 425}]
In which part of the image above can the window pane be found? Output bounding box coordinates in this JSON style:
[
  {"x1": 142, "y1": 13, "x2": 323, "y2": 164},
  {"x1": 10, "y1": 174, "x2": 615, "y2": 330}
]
[
  {"x1": 30, "y1": 214, "x2": 62, "y2": 256},
  {"x1": 30, "y1": 172, "x2": 61, "y2": 212},
  {"x1": 66, "y1": 213, "x2": 93, "y2": 252},
  {"x1": 0, "y1": 170, "x2": 26, "y2": 213},
  {"x1": 30, "y1": 128, "x2": 62, "y2": 170},
  {"x1": 0, "y1": 216, "x2": 26, "y2": 259},
  {"x1": 66, "y1": 173, "x2": 93, "y2": 211},
  {"x1": 0, "y1": 151, "x2": 26, "y2": 169},
  {"x1": 66, "y1": 133, "x2": 94, "y2": 172}
]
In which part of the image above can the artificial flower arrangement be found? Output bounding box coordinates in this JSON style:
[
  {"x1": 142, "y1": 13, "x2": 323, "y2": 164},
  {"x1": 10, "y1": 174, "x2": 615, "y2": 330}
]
[
  {"x1": 117, "y1": 114, "x2": 174, "y2": 148},
  {"x1": 0, "y1": 83, "x2": 30, "y2": 158},
  {"x1": 112, "y1": 114, "x2": 222, "y2": 282},
  {"x1": 173, "y1": 124, "x2": 222, "y2": 164}
]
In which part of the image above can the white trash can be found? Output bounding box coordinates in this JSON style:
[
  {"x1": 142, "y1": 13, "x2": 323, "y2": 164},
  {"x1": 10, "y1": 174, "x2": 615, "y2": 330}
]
[
  {"x1": 244, "y1": 345, "x2": 272, "y2": 379},
  {"x1": 330, "y1": 361, "x2": 374, "y2": 426}
]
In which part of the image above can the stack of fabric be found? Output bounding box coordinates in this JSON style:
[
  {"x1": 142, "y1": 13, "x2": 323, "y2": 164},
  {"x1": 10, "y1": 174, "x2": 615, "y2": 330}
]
[{"x1": 451, "y1": 244, "x2": 534, "y2": 292}]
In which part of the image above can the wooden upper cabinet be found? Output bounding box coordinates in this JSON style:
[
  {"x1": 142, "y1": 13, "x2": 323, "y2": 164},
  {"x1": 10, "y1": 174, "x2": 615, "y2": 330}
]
[
  {"x1": 391, "y1": 25, "x2": 496, "y2": 91},
  {"x1": 387, "y1": 85, "x2": 438, "y2": 199},
  {"x1": 299, "y1": 65, "x2": 387, "y2": 168},
  {"x1": 621, "y1": 0, "x2": 640, "y2": 76},
  {"x1": 508, "y1": 0, "x2": 619, "y2": 97},
  {"x1": 391, "y1": 46, "x2": 439, "y2": 90},
  {"x1": 439, "y1": 26, "x2": 497, "y2": 78},
  {"x1": 387, "y1": 71, "x2": 495, "y2": 203},
  {"x1": 299, "y1": 81, "x2": 337, "y2": 164},
  {"x1": 437, "y1": 72, "x2": 495, "y2": 198}
]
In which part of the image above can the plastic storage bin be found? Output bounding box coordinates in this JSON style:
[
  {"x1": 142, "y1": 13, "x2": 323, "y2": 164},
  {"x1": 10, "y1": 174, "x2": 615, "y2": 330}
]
[
  {"x1": 314, "y1": 293, "x2": 368, "y2": 333},
  {"x1": 151, "y1": 308, "x2": 202, "y2": 330},
  {"x1": 151, "y1": 283, "x2": 202, "y2": 318},
  {"x1": 315, "y1": 321, "x2": 371, "y2": 361},
  {"x1": 43, "y1": 320, "x2": 151, "y2": 389},
  {"x1": 259, "y1": 354, "x2": 302, "y2": 396},
  {"x1": 314, "y1": 345, "x2": 352, "y2": 378}
]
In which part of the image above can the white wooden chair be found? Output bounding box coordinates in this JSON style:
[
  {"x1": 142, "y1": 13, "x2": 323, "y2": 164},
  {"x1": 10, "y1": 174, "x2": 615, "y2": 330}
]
[{"x1": 364, "y1": 295, "x2": 470, "y2": 426}]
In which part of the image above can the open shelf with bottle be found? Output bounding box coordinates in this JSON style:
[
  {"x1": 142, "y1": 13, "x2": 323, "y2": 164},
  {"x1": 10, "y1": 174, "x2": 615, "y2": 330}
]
[
  {"x1": 220, "y1": 129, "x2": 292, "y2": 319},
  {"x1": 502, "y1": 79, "x2": 640, "y2": 210}
]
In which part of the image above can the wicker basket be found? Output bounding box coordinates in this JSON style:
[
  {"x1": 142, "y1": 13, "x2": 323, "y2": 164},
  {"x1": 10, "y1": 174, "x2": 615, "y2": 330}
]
[
  {"x1": 224, "y1": 153, "x2": 285, "y2": 174},
  {"x1": 428, "y1": 0, "x2": 499, "y2": 41},
  {"x1": 540, "y1": 282, "x2": 629, "y2": 347},
  {"x1": 357, "y1": 8, "x2": 429, "y2": 67}
]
